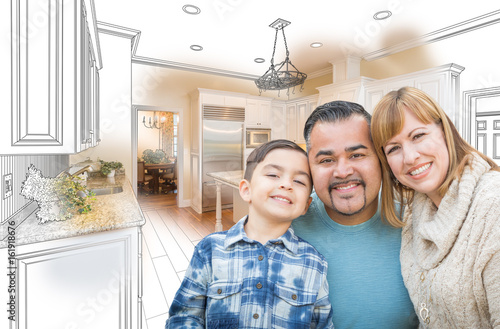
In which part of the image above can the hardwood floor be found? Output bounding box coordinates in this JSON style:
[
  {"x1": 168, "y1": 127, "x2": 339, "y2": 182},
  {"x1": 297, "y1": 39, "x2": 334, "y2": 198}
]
[{"x1": 137, "y1": 191, "x2": 235, "y2": 328}]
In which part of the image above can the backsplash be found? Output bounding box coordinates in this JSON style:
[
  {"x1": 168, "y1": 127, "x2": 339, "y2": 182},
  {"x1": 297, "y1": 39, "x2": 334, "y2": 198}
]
[{"x1": 0, "y1": 155, "x2": 69, "y2": 223}]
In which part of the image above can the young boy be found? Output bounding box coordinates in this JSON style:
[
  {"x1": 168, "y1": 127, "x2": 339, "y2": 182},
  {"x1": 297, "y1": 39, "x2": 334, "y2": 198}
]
[{"x1": 165, "y1": 139, "x2": 333, "y2": 329}]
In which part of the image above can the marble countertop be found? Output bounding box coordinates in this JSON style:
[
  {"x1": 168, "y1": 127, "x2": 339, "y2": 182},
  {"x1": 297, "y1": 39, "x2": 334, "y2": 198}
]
[
  {"x1": 207, "y1": 170, "x2": 244, "y2": 188},
  {"x1": 0, "y1": 174, "x2": 145, "y2": 248}
]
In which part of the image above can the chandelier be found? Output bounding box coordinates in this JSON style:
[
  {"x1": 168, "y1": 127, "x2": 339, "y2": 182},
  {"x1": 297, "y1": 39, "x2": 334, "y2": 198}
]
[
  {"x1": 255, "y1": 19, "x2": 307, "y2": 96},
  {"x1": 142, "y1": 112, "x2": 166, "y2": 129}
]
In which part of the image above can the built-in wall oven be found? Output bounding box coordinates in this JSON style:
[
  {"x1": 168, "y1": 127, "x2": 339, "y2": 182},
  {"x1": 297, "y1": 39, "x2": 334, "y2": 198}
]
[{"x1": 246, "y1": 128, "x2": 271, "y2": 148}]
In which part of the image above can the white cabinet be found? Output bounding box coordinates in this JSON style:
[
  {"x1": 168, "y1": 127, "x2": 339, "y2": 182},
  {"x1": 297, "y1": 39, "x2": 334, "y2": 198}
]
[
  {"x1": 2, "y1": 0, "x2": 102, "y2": 154},
  {"x1": 363, "y1": 64, "x2": 465, "y2": 129},
  {"x1": 199, "y1": 90, "x2": 247, "y2": 108},
  {"x1": 270, "y1": 102, "x2": 287, "y2": 140},
  {"x1": 317, "y1": 77, "x2": 375, "y2": 107},
  {"x1": 246, "y1": 99, "x2": 272, "y2": 128},
  {"x1": 3, "y1": 226, "x2": 142, "y2": 328},
  {"x1": 285, "y1": 95, "x2": 318, "y2": 144}
]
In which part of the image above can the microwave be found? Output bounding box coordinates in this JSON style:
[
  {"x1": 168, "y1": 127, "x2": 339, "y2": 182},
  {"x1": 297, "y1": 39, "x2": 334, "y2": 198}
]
[{"x1": 246, "y1": 128, "x2": 271, "y2": 148}]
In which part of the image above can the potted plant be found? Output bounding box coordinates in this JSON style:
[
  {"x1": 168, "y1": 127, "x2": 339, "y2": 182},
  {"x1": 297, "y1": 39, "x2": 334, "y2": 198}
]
[
  {"x1": 142, "y1": 149, "x2": 166, "y2": 164},
  {"x1": 99, "y1": 160, "x2": 123, "y2": 177},
  {"x1": 21, "y1": 165, "x2": 96, "y2": 223}
]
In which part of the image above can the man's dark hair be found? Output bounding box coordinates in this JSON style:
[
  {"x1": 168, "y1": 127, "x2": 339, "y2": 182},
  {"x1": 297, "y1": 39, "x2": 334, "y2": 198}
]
[
  {"x1": 244, "y1": 139, "x2": 309, "y2": 182},
  {"x1": 303, "y1": 101, "x2": 372, "y2": 150}
]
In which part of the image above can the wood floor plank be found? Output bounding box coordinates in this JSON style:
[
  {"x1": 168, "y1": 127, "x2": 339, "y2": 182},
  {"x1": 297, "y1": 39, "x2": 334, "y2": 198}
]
[
  {"x1": 175, "y1": 207, "x2": 213, "y2": 238},
  {"x1": 147, "y1": 210, "x2": 189, "y2": 272},
  {"x1": 153, "y1": 255, "x2": 182, "y2": 310},
  {"x1": 141, "y1": 212, "x2": 166, "y2": 259},
  {"x1": 141, "y1": 304, "x2": 148, "y2": 329},
  {"x1": 137, "y1": 191, "x2": 236, "y2": 326},
  {"x1": 146, "y1": 313, "x2": 169, "y2": 329},
  {"x1": 142, "y1": 236, "x2": 169, "y2": 320},
  {"x1": 156, "y1": 208, "x2": 195, "y2": 260},
  {"x1": 165, "y1": 207, "x2": 204, "y2": 242}
]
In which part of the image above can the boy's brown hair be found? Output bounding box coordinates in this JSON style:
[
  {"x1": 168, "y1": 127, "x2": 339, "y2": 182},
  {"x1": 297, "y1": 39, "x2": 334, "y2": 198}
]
[{"x1": 244, "y1": 139, "x2": 311, "y2": 188}]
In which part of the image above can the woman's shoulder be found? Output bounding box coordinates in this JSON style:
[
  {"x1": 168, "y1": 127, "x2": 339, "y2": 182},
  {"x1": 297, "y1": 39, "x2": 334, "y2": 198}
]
[{"x1": 475, "y1": 169, "x2": 500, "y2": 200}]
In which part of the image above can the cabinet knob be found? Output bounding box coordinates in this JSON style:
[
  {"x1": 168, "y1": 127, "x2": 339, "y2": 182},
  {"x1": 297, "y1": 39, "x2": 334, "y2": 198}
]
[{"x1": 89, "y1": 130, "x2": 94, "y2": 134}]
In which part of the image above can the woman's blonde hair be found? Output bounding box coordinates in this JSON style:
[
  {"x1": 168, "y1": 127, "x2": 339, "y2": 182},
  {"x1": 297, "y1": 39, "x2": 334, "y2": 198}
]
[{"x1": 371, "y1": 86, "x2": 499, "y2": 227}]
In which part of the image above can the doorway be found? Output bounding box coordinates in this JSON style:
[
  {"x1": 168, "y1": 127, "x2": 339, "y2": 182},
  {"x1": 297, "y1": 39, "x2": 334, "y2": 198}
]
[
  {"x1": 463, "y1": 86, "x2": 500, "y2": 165},
  {"x1": 132, "y1": 105, "x2": 184, "y2": 204}
]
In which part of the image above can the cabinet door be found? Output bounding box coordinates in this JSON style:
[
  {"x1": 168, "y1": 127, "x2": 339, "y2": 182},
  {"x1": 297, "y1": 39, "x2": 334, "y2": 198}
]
[
  {"x1": 258, "y1": 101, "x2": 271, "y2": 127},
  {"x1": 295, "y1": 102, "x2": 309, "y2": 144},
  {"x1": 286, "y1": 104, "x2": 298, "y2": 142},
  {"x1": 10, "y1": 227, "x2": 141, "y2": 329},
  {"x1": 245, "y1": 101, "x2": 261, "y2": 126},
  {"x1": 364, "y1": 86, "x2": 387, "y2": 114},
  {"x1": 270, "y1": 104, "x2": 287, "y2": 140},
  {"x1": 2, "y1": 0, "x2": 100, "y2": 154},
  {"x1": 246, "y1": 100, "x2": 271, "y2": 128}
]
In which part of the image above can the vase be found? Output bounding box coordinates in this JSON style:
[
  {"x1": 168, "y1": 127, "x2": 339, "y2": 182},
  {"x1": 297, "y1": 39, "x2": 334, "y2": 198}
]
[{"x1": 107, "y1": 169, "x2": 115, "y2": 178}]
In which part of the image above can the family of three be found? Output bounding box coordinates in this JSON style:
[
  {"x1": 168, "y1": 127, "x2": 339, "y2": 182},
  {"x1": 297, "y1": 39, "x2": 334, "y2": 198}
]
[{"x1": 166, "y1": 87, "x2": 500, "y2": 328}]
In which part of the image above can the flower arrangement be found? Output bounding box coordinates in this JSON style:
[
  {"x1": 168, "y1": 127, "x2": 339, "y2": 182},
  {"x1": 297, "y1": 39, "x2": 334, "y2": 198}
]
[
  {"x1": 99, "y1": 160, "x2": 123, "y2": 176},
  {"x1": 21, "y1": 165, "x2": 96, "y2": 223},
  {"x1": 142, "y1": 149, "x2": 166, "y2": 164}
]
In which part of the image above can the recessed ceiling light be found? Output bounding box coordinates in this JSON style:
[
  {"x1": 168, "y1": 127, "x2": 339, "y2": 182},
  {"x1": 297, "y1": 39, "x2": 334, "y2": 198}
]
[
  {"x1": 190, "y1": 45, "x2": 203, "y2": 51},
  {"x1": 310, "y1": 42, "x2": 323, "y2": 48},
  {"x1": 254, "y1": 58, "x2": 265, "y2": 63},
  {"x1": 373, "y1": 10, "x2": 392, "y2": 20},
  {"x1": 182, "y1": 4, "x2": 201, "y2": 15}
]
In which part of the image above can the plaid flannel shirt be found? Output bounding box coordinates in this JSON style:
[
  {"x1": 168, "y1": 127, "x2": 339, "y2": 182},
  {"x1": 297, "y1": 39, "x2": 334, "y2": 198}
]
[{"x1": 166, "y1": 216, "x2": 334, "y2": 329}]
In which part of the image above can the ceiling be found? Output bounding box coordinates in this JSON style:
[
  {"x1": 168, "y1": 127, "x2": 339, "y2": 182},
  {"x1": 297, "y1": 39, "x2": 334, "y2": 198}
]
[{"x1": 93, "y1": 0, "x2": 499, "y2": 79}]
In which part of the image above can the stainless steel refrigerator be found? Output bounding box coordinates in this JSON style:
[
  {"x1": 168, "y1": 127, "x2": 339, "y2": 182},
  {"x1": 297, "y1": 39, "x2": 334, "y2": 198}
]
[{"x1": 202, "y1": 106, "x2": 245, "y2": 212}]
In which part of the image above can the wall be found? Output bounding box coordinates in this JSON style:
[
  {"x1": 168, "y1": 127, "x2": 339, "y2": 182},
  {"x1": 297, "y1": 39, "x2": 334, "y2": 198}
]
[
  {"x1": 0, "y1": 155, "x2": 68, "y2": 223},
  {"x1": 70, "y1": 32, "x2": 133, "y2": 180},
  {"x1": 137, "y1": 110, "x2": 163, "y2": 158},
  {"x1": 361, "y1": 23, "x2": 500, "y2": 92}
]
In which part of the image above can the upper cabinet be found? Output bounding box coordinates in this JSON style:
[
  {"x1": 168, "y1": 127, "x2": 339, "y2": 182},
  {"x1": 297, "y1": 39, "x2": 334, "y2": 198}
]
[
  {"x1": 285, "y1": 95, "x2": 318, "y2": 144},
  {"x1": 363, "y1": 64, "x2": 465, "y2": 126},
  {"x1": 246, "y1": 98, "x2": 272, "y2": 128},
  {"x1": 270, "y1": 101, "x2": 287, "y2": 140},
  {"x1": 316, "y1": 77, "x2": 375, "y2": 107},
  {"x1": 1, "y1": 0, "x2": 102, "y2": 154}
]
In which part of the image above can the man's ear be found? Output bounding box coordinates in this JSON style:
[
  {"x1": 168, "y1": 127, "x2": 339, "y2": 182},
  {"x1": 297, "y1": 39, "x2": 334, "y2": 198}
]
[
  {"x1": 239, "y1": 179, "x2": 252, "y2": 203},
  {"x1": 301, "y1": 196, "x2": 312, "y2": 215}
]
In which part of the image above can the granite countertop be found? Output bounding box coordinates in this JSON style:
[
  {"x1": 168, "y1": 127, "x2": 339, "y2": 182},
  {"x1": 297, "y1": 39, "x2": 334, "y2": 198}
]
[
  {"x1": 0, "y1": 174, "x2": 145, "y2": 248},
  {"x1": 207, "y1": 170, "x2": 244, "y2": 188}
]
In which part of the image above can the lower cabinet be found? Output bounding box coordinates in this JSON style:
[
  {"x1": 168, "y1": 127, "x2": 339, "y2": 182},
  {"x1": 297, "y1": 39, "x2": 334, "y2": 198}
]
[{"x1": 3, "y1": 226, "x2": 142, "y2": 329}]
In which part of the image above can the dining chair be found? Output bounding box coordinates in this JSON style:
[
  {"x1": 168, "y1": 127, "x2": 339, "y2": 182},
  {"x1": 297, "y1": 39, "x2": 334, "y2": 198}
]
[
  {"x1": 160, "y1": 158, "x2": 177, "y2": 194},
  {"x1": 137, "y1": 161, "x2": 153, "y2": 195}
]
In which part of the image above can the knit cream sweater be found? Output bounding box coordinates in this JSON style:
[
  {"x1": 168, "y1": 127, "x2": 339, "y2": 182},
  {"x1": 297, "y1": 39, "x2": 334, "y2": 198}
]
[{"x1": 401, "y1": 154, "x2": 500, "y2": 328}]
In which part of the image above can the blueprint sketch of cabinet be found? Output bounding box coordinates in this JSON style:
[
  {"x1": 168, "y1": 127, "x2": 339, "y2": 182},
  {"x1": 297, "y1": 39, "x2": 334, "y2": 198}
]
[{"x1": 1, "y1": 0, "x2": 102, "y2": 155}]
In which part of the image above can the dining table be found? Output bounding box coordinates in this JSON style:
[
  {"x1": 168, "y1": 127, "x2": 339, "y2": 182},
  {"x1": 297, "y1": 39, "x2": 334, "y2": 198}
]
[{"x1": 144, "y1": 162, "x2": 174, "y2": 194}]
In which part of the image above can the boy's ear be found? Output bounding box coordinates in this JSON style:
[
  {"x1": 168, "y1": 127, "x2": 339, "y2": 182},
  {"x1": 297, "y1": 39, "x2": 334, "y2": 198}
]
[
  {"x1": 301, "y1": 196, "x2": 312, "y2": 215},
  {"x1": 239, "y1": 179, "x2": 252, "y2": 203}
]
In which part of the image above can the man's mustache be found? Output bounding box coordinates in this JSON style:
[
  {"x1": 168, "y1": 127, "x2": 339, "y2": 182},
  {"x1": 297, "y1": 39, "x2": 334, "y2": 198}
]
[{"x1": 328, "y1": 179, "x2": 365, "y2": 193}]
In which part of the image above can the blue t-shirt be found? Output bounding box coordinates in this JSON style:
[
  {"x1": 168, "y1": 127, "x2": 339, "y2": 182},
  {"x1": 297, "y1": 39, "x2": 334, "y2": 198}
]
[{"x1": 292, "y1": 193, "x2": 418, "y2": 329}]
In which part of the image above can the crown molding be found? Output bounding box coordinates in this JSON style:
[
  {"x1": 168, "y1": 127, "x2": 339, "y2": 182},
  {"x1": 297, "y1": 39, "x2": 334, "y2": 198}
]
[
  {"x1": 132, "y1": 55, "x2": 260, "y2": 80},
  {"x1": 308, "y1": 66, "x2": 332, "y2": 79},
  {"x1": 97, "y1": 21, "x2": 141, "y2": 55},
  {"x1": 362, "y1": 9, "x2": 500, "y2": 61}
]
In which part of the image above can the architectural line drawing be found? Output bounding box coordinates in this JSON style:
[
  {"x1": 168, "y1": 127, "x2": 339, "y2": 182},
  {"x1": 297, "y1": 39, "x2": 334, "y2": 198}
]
[{"x1": 1, "y1": 1, "x2": 499, "y2": 327}]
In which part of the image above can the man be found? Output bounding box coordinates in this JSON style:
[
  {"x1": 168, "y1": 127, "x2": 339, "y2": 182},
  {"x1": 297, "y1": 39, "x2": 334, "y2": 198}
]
[{"x1": 292, "y1": 101, "x2": 418, "y2": 329}]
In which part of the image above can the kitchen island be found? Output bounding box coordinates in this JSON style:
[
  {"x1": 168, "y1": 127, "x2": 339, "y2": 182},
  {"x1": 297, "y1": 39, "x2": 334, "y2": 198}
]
[
  {"x1": 207, "y1": 170, "x2": 248, "y2": 231},
  {"x1": 0, "y1": 174, "x2": 144, "y2": 329}
]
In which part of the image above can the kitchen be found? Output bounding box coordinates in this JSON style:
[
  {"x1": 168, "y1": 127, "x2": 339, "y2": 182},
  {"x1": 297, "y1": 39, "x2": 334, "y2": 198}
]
[{"x1": 1, "y1": 0, "x2": 500, "y2": 328}]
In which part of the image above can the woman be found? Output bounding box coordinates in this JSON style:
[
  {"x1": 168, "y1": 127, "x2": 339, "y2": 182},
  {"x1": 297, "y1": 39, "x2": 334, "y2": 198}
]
[{"x1": 371, "y1": 86, "x2": 500, "y2": 328}]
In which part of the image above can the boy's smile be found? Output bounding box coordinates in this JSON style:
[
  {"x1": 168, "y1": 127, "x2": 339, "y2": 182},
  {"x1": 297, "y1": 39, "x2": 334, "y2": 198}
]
[{"x1": 240, "y1": 148, "x2": 312, "y2": 227}]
